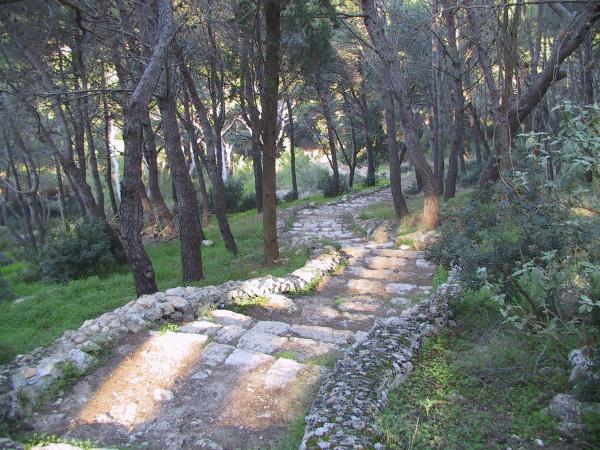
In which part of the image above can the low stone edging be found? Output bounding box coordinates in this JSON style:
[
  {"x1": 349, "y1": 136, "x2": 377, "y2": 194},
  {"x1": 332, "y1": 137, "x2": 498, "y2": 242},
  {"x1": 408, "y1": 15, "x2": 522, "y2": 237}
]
[
  {"x1": 299, "y1": 270, "x2": 461, "y2": 449},
  {"x1": 0, "y1": 247, "x2": 342, "y2": 423}
]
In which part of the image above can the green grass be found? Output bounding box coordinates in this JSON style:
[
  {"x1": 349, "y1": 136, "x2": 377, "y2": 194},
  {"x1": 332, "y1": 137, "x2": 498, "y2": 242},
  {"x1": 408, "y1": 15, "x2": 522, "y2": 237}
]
[
  {"x1": 377, "y1": 290, "x2": 579, "y2": 450},
  {"x1": 274, "y1": 351, "x2": 301, "y2": 361},
  {"x1": 357, "y1": 202, "x2": 397, "y2": 221},
  {"x1": 0, "y1": 210, "x2": 309, "y2": 364}
]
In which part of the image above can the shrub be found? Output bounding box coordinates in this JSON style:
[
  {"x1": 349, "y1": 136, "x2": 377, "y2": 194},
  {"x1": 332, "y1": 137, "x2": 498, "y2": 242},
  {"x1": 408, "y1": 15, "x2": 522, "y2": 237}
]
[
  {"x1": 0, "y1": 251, "x2": 12, "y2": 268},
  {"x1": 459, "y1": 163, "x2": 482, "y2": 187},
  {"x1": 40, "y1": 219, "x2": 117, "y2": 283},
  {"x1": 427, "y1": 104, "x2": 600, "y2": 329},
  {"x1": 318, "y1": 173, "x2": 349, "y2": 197},
  {"x1": 0, "y1": 226, "x2": 14, "y2": 252},
  {"x1": 209, "y1": 178, "x2": 257, "y2": 213},
  {"x1": 0, "y1": 273, "x2": 12, "y2": 301}
]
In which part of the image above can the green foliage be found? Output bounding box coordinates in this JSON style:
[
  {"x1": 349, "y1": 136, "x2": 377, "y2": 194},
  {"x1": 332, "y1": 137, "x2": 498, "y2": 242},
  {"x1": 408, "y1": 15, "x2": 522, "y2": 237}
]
[
  {"x1": 0, "y1": 273, "x2": 12, "y2": 301},
  {"x1": 158, "y1": 323, "x2": 180, "y2": 334},
  {"x1": 458, "y1": 163, "x2": 483, "y2": 187},
  {"x1": 0, "y1": 226, "x2": 15, "y2": 252},
  {"x1": 40, "y1": 219, "x2": 117, "y2": 283},
  {"x1": 317, "y1": 172, "x2": 349, "y2": 197},
  {"x1": 582, "y1": 409, "x2": 600, "y2": 446},
  {"x1": 209, "y1": 177, "x2": 257, "y2": 213},
  {"x1": 427, "y1": 169, "x2": 599, "y2": 328},
  {"x1": 357, "y1": 202, "x2": 396, "y2": 220},
  {"x1": 432, "y1": 266, "x2": 449, "y2": 291},
  {"x1": 274, "y1": 351, "x2": 300, "y2": 361}
]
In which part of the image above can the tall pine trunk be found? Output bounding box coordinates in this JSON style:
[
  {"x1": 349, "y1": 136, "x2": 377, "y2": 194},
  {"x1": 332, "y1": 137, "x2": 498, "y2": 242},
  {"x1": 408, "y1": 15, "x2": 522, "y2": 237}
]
[
  {"x1": 261, "y1": 0, "x2": 281, "y2": 265},
  {"x1": 157, "y1": 70, "x2": 204, "y2": 281}
]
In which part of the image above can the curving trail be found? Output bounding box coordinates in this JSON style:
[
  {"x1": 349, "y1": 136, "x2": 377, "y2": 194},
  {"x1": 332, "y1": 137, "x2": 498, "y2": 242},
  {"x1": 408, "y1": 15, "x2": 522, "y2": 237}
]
[{"x1": 32, "y1": 189, "x2": 435, "y2": 450}]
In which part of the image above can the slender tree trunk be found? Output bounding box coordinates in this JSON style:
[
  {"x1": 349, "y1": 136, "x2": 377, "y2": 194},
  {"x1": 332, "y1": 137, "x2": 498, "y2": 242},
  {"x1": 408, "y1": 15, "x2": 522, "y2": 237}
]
[
  {"x1": 315, "y1": 63, "x2": 340, "y2": 196},
  {"x1": 252, "y1": 137, "x2": 264, "y2": 211},
  {"x1": 362, "y1": 0, "x2": 440, "y2": 230},
  {"x1": 358, "y1": 72, "x2": 376, "y2": 186},
  {"x1": 142, "y1": 110, "x2": 175, "y2": 234},
  {"x1": 178, "y1": 49, "x2": 238, "y2": 254},
  {"x1": 261, "y1": 0, "x2": 281, "y2": 265},
  {"x1": 139, "y1": 180, "x2": 158, "y2": 230},
  {"x1": 443, "y1": 1, "x2": 465, "y2": 200},
  {"x1": 157, "y1": 70, "x2": 204, "y2": 281},
  {"x1": 119, "y1": 0, "x2": 174, "y2": 296},
  {"x1": 103, "y1": 110, "x2": 119, "y2": 216},
  {"x1": 54, "y1": 155, "x2": 69, "y2": 230},
  {"x1": 286, "y1": 93, "x2": 298, "y2": 200},
  {"x1": 383, "y1": 91, "x2": 409, "y2": 218}
]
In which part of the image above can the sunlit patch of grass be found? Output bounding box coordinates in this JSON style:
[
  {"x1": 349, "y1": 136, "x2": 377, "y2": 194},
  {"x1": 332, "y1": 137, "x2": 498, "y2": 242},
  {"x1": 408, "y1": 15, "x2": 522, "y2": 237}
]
[{"x1": 357, "y1": 202, "x2": 397, "y2": 221}]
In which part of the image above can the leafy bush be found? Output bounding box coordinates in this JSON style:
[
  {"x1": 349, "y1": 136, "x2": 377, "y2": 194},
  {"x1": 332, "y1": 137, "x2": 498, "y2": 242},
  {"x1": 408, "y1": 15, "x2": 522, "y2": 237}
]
[
  {"x1": 318, "y1": 173, "x2": 349, "y2": 197},
  {"x1": 0, "y1": 252, "x2": 12, "y2": 268},
  {"x1": 40, "y1": 219, "x2": 117, "y2": 283},
  {"x1": 209, "y1": 178, "x2": 257, "y2": 213},
  {"x1": 238, "y1": 192, "x2": 257, "y2": 212},
  {"x1": 0, "y1": 274, "x2": 12, "y2": 301},
  {"x1": 459, "y1": 163, "x2": 482, "y2": 187},
  {"x1": 0, "y1": 226, "x2": 14, "y2": 252},
  {"x1": 428, "y1": 103, "x2": 600, "y2": 329}
]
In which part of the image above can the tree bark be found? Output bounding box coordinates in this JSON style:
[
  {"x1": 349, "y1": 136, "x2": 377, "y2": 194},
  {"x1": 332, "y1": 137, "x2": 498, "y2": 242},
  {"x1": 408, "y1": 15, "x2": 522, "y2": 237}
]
[
  {"x1": 261, "y1": 0, "x2": 281, "y2": 264},
  {"x1": 178, "y1": 47, "x2": 238, "y2": 254},
  {"x1": 315, "y1": 62, "x2": 340, "y2": 197},
  {"x1": 285, "y1": 92, "x2": 298, "y2": 200},
  {"x1": 157, "y1": 68, "x2": 204, "y2": 281},
  {"x1": 119, "y1": 0, "x2": 175, "y2": 296},
  {"x1": 142, "y1": 110, "x2": 175, "y2": 235},
  {"x1": 443, "y1": 0, "x2": 465, "y2": 200},
  {"x1": 383, "y1": 91, "x2": 409, "y2": 218},
  {"x1": 361, "y1": 0, "x2": 440, "y2": 229}
]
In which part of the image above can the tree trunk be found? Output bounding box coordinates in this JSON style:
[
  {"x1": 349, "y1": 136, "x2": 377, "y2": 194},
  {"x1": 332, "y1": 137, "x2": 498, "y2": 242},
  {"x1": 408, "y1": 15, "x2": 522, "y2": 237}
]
[
  {"x1": 103, "y1": 105, "x2": 119, "y2": 216},
  {"x1": 261, "y1": 0, "x2": 281, "y2": 265},
  {"x1": 443, "y1": 1, "x2": 465, "y2": 201},
  {"x1": 286, "y1": 93, "x2": 298, "y2": 200},
  {"x1": 178, "y1": 48, "x2": 238, "y2": 254},
  {"x1": 139, "y1": 180, "x2": 158, "y2": 230},
  {"x1": 357, "y1": 70, "x2": 376, "y2": 186},
  {"x1": 142, "y1": 109, "x2": 175, "y2": 234},
  {"x1": 315, "y1": 63, "x2": 340, "y2": 197},
  {"x1": 383, "y1": 91, "x2": 409, "y2": 218},
  {"x1": 361, "y1": 0, "x2": 440, "y2": 229},
  {"x1": 157, "y1": 70, "x2": 204, "y2": 281},
  {"x1": 119, "y1": 0, "x2": 175, "y2": 296}
]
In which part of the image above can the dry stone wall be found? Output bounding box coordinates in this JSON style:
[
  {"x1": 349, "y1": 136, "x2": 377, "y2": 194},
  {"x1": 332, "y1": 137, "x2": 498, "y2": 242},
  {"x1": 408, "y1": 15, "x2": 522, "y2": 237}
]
[{"x1": 0, "y1": 247, "x2": 341, "y2": 423}]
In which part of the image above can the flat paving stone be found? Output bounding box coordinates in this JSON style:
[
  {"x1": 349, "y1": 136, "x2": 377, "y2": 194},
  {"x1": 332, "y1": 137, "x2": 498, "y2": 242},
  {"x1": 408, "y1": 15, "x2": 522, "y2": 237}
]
[
  {"x1": 237, "y1": 331, "x2": 288, "y2": 354},
  {"x1": 223, "y1": 348, "x2": 275, "y2": 371},
  {"x1": 179, "y1": 320, "x2": 222, "y2": 335},
  {"x1": 264, "y1": 358, "x2": 305, "y2": 389},
  {"x1": 250, "y1": 320, "x2": 291, "y2": 335},
  {"x1": 365, "y1": 256, "x2": 409, "y2": 270},
  {"x1": 263, "y1": 293, "x2": 297, "y2": 312},
  {"x1": 212, "y1": 309, "x2": 253, "y2": 327},
  {"x1": 214, "y1": 325, "x2": 246, "y2": 344},
  {"x1": 290, "y1": 324, "x2": 354, "y2": 345},
  {"x1": 202, "y1": 343, "x2": 235, "y2": 367},
  {"x1": 346, "y1": 279, "x2": 386, "y2": 295}
]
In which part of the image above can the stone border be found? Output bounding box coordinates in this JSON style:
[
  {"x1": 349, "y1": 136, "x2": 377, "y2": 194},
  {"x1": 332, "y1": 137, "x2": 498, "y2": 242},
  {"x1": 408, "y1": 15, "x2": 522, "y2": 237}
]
[
  {"x1": 0, "y1": 247, "x2": 342, "y2": 423},
  {"x1": 299, "y1": 271, "x2": 461, "y2": 449}
]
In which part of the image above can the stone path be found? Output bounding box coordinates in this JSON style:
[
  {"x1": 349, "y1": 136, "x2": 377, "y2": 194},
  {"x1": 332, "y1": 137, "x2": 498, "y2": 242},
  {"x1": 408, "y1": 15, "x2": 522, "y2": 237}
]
[{"x1": 31, "y1": 188, "x2": 435, "y2": 450}]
